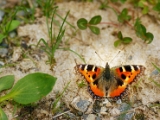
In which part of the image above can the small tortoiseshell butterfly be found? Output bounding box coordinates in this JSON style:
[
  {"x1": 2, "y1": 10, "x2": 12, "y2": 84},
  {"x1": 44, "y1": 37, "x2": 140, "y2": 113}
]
[{"x1": 77, "y1": 63, "x2": 145, "y2": 99}]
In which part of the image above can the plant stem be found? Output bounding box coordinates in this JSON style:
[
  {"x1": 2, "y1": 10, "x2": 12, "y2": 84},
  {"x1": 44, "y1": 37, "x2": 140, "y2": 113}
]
[{"x1": 0, "y1": 93, "x2": 13, "y2": 103}]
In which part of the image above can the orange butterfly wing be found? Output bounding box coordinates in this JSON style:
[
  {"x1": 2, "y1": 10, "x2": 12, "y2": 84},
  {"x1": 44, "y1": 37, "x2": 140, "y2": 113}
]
[
  {"x1": 108, "y1": 65, "x2": 145, "y2": 98},
  {"x1": 77, "y1": 64, "x2": 105, "y2": 97}
]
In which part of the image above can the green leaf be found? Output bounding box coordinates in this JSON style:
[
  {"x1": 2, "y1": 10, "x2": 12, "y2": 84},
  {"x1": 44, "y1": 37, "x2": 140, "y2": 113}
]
[
  {"x1": 5, "y1": 20, "x2": 20, "y2": 33},
  {"x1": 89, "y1": 26, "x2": 100, "y2": 35},
  {"x1": 138, "y1": 0, "x2": 144, "y2": 7},
  {"x1": 77, "y1": 81, "x2": 86, "y2": 88},
  {"x1": 5, "y1": 73, "x2": 57, "y2": 104},
  {"x1": 77, "y1": 18, "x2": 88, "y2": 30},
  {"x1": 135, "y1": 23, "x2": 146, "y2": 39},
  {"x1": 153, "y1": 2, "x2": 160, "y2": 12},
  {"x1": 118, "y1": 8, "x2": 131, "y2": 23},
  {"x1": 0, "y1": 75, "x2": 14, "y2": 92},
  {"x1": 134, "y1": 18, "x2": 154, "y2": 43},
  {"x1": 114, "y1": 40, "x2": 122, "y2": 47},
  {"x1": 122, "y1": 37, "x2": 132, "y2": 44},
  {"x1": 117, "y1": 31, "x2": 123, "y2": 39},
  {"x1": 145, "y1": 32, "x2": 154, "y2": 44},
  {"x1": 99, "y1": 2, "x2": 107, "y2": 10},
  {"x1": 0, "y1": 34, "x2": 6, "y2": 43},
  {"x1": 0, "y1": 107, "x2": 8, "y2": 120},
  {"x1": 134, "y1": 18, "x2": 141, "y2": 27},
  {"x1": 142, "y1": 6, "x2": 149, "y2": 14},
  {"x1": 89, "y1": 15, "x2": 102, "y2": 25}
]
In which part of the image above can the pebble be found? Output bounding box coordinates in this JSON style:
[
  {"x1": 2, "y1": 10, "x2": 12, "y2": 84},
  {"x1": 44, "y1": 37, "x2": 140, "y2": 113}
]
[
  {"x1": 9, "y1": 31, "x2": 17, "y2": 38},
  {"x1": 0, "y1": 61, "x2": 4, "y2": 67},
  {"x1": 110, "y1": 108, "x2": 120, "y2": 116},
  {"x1": 71, "y1": 96, "x2": 91, "y2": 112},
  {"x1": 118, "y1": 103, "x2": 133, "y2": 120},
  {"x1": 0, "y1": 48, "x2": 8, "y2": 57},
  {"x1": 11, "y1": 47, "x2": 22, "y2": 62},
  {"x1": 100, "y1": 106, "x2": 107, "y2": 115},
  {"x1": 151, "y1": 69, "x2": 159, "y2": 75},
  {"x1": 85, "y1": 114, "x2": 96, "y2": 120},
  {"x1": 0, "y1": 10, "x2": 4, "y2": 22},
  {"x1": 95, "y1": 116, "x2": 101, "y2": 120}
]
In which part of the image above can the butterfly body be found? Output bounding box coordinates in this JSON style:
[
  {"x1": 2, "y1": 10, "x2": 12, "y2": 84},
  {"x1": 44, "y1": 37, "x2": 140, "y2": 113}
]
[{"x1": 77, "y1": 63, "x2": 145, "y2": 99}]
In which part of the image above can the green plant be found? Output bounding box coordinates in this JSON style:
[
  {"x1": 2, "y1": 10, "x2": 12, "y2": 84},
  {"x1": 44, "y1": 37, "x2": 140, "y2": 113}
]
[
  {"x1": 152, "y1": 63, "x2": 160, "y2": 72},
  {"x1": 134, "y1": 18, "x2": 154, "y2": 44},
  {"x1": 150, "y1": 63, "x2": 160, "y2": 88},
  {"x1": 77, "y1": 80, "x2": 86, "y2": 88},
  {"x1": 0, "y1": 0, "x2": 37, "y2": 44},
  {"x1": 77, "y1": 15, "x2": 102, "y2": 35},
  {"x1": 118, "y1": 8, "x2": 131, "y2": 23},
  {"x1": 52, "y1": 81, "x2": 70, "y2": 114},
  {"x1": 0, "y1": 73, "x2": 56, "y2": 120},
  {"x1": 15, "y1": 2, "x2": 36, "y2": 23},
  {"x1": 37, "y1": 7, "x2": 68, "y2": 66},
  {"x1": 0, "y1": 107, "x2": 7, "y2": 120},
  {"x1": 36, "y1": 0, "x2": 54, "y2": 18},
  {"x1": 114, "y1": 31, "x2": 132, "y2": 47},
  {"x1": 99, "y1": 0, "x2": 155, "y2": 46},
  {"x1": 153, "y1": 2, "x2": 160, "y2": 12},
  {"x1": 60, "y1": 48, "x2": 86, "y2": 63},
  {"x1": 0, "y1": 17, "x2": 20, "y2": 43},
  {"x1": 137, "y1": 0, "x2": 149, "y2": 14}
]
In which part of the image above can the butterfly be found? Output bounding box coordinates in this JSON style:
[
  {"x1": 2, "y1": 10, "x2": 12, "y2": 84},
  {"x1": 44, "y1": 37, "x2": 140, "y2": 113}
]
[{"x1": 76, "y1": 63, "x2": 145, "y2": 99}]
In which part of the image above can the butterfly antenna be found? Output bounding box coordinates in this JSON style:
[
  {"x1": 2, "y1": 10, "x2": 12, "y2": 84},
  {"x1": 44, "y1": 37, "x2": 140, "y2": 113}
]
[
  {"x1": 108, "y1": 51, "x2": 121, "y2": 64},
  {"x1": 95, "y1": 51, "x2": 104, "y2": 61}
]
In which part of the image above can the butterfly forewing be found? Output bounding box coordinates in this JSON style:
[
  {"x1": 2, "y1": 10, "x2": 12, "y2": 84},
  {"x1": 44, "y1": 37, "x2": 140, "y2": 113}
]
[{"x1": 77, "y1": 64, "x2": 104, "y2": 83}]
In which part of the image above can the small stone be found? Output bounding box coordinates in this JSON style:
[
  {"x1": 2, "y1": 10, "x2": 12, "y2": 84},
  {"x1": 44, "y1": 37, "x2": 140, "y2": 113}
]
[
  {"x1": 9, "y1": 31, "x2": 17, "y2": 38},
  {"x1": 0, "y1": 61, "x2": 4, "y2": 67},
  {"x1": 103, "y1": 99, "x2": 112, "y2": 107},
  {"x1": 118, "y1": 103, "x2": 133, "y2": 120},
  {"x1": 0, "y1": 10, "x2": 4, "y2": 22},
  {"x1": 71, "y1": 96, "x2": 91, "y2": 112},
  {"x1": 0, "y1": 48, "x2": 8, "y2": 57},
  {"x1": 67, "y1": 112, "x2": 76, "y2": 119},
  {"x1": 11, "y1": 47, "x2": 22, "y2": 62},
  {"x1": 95, "y1": 116, "x2": 101, "y2": 120},
  {"x1": 76, "y1": 100, "x2": 90, "y2": 112},
  {"x1": 0, "y1": 42, "x2": 8, "y2": 48},
  {"x1": 119, "y1": 103, "x2": 131, "y2": 112},
  {"x1": 85, "y1": 114, "x2": 96, "y2": 120},
  {"x1": 77, "y1": 111, "x2": 83, "y2": 116},
  {"x1": 151, "y1": 69, "x2": 159, "y2": 75},
  {"x1": 100, "y1": 106, "x2": 107, "y2": 115},
  {"x1": 110, "y1": 108, "x2": 120, "y2": 116},
  {"x1": 116, "y1": 99, "x2": 122, "y2": 104},
  {"x1": 16, "y1": 10, "x2": 26, "y2": 17}
]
